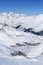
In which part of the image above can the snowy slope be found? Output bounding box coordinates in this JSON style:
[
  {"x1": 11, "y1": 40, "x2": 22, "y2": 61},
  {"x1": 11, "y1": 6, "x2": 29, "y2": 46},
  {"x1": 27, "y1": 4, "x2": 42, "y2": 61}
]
[{"x1": 0, "y1": 12, "x2": 43, "y2": 65}]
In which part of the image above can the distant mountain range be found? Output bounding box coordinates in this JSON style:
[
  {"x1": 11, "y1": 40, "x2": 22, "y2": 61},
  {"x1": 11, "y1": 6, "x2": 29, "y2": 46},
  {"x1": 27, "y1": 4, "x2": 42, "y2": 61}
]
[{"x1": 0, "y1": 12, "x2": 43, "y2": 59}]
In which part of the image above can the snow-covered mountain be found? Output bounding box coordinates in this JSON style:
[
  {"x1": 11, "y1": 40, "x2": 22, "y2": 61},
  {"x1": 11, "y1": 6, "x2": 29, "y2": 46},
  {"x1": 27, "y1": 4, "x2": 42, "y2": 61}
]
[{"x1": 0, "y1": 12, "x2": 43, "y2": 65}]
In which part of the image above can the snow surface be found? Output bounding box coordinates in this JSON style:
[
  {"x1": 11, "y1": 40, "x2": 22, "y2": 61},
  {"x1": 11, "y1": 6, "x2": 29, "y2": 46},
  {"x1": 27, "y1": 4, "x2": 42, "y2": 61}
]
[{"x1": 0, "y1": 12, "x2": 43, "y2": 65}]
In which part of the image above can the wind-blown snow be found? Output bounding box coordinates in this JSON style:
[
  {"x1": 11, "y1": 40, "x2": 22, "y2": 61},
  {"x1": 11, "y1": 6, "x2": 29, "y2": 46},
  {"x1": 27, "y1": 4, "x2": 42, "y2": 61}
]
[{"x1": 0, "y1": 12, "x2": 43, "y2": 65}]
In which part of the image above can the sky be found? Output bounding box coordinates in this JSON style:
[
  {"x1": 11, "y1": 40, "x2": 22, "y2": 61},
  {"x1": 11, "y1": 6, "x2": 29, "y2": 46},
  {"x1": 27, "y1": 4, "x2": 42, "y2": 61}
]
[{"x1": 0, "y1": 0, "x2": 43, "y2": 15}]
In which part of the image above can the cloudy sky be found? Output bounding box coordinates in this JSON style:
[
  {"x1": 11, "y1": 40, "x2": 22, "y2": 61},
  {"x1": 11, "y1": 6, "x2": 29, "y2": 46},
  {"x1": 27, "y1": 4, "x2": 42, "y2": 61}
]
[{"x1": 0, "y1": 0, "x2": 43, "y2": 15}]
